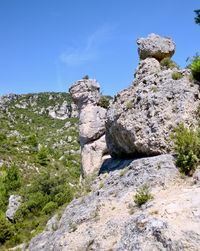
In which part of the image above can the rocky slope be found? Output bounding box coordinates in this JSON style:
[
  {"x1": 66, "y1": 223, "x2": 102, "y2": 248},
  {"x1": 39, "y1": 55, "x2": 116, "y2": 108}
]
[
  {"x1": 29, "y1": 155, "x2": 200, "y2": 251},
  {"x1": 27, "y1": 34, "x2": 200, "y2": 251},
  {"x1": 0, "y1": 92, "x2": 81, "y2": 249}
]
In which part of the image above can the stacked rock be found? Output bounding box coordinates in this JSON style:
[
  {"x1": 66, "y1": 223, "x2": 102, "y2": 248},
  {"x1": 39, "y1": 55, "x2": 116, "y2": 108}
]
[
  {"x1": 105, "y1": 34, "x2": 199, "y2": 158},
  {"x1": 69, "y1": 79, "x2": 109, "y2": 176}
]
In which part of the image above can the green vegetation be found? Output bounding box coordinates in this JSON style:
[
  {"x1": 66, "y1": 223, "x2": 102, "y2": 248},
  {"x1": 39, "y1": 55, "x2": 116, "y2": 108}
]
[
  {"x1": 160, "y1": 57, "x2": 179, "y2": 70},
  {"x1": 194, "y1": 9, "x2": 200, "y2": 25},
  {"x1": 172, "y1": 72, "x2": 183, "y2": 80},
  {"x1": 98, "y1": 95, "x2": 112, "y2": 109},
  {"x1": 134, "y1": 185, "x2": 153, "y2": 207},
  {"x1": 0, "y1": 92, "x2": 81, "y2": 249},
  {"x1": 171, "y1": 123, "x2": 199, "y2": 175},
  {"x1": 126, "y1": 101, "x2": 133, "y2": 109},
  {"x1": 190, "y1": 56, "x2": 200, "y2": 82},
  {"x1": 0, "y1": 213, "x2": 14, "y2": 244}
]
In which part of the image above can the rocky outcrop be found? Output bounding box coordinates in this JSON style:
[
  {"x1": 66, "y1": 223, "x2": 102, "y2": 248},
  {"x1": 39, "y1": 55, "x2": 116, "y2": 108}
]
[
  {"x1": 137, "y1": 33, "x2": 176, "y2": 61},
  {"x1": 0, "y1": 92, "x2": 78, "y2": 120},
  {"x1": 106, "y1": 34, "x2": 200, "y2": 158},
  {"x1": 6, "y1": 195, "x2": 22, "y2": 221},
  {"x1": 48, "y1": 101, "x2": 71, "y2": 120},
  {"x1": 28, "y1": 154, "x2": 200, "y2": 251},
  {"x1": 69, "y1": 79, "x2": 109, "y2": 176}
]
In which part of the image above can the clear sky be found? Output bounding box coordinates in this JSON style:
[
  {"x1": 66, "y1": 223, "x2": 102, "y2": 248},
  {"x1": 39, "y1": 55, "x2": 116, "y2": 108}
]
[{"x1": 0, "y1": 0, "x2": 199, "y2": 96}]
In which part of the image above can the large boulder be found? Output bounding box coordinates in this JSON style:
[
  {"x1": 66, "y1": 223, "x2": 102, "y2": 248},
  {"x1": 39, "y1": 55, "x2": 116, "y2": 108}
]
[
  {"x1": 106, "y1": 56, "x2": 200, "y2": 158},
  {"x1": 69, "y1": 79, "x2": 109, "y2": 176},
  {"x1": 137, "y1": 33, "x2": 176, "y2": 61},
  {"x1": 6, "y1": 195, "x2": 22, "y2": 221}
]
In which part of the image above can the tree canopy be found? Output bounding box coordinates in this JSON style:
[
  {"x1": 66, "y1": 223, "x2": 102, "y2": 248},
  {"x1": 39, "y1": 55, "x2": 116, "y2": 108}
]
[{"x1": 194, "y1": 9, "x2": 200, "y2": 25}]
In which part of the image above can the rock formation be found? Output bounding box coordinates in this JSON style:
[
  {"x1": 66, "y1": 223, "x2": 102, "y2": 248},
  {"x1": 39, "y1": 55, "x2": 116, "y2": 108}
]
[
  {"x1": 106, "y1": 34, "x2": 200, "y2": 158},
  {"x1": 69, "y1": 79, "x2": 109, "y2": 176},
  {"x1": 27, "y1": 34, "x2": 200, "y2": 251},
  {"x1": 137, "y1": 33, "x2": 176, "y2": 60},
  {"x1": 29, "y1": 154, "x2": 200, "y2": 251},
  {"x1": 6, "y1": 195, "x2": 22, "y2": 221}
]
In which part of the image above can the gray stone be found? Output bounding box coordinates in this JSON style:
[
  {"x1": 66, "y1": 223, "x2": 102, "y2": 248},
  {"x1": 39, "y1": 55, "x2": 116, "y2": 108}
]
[
  {"x1": 69, "y1": 79, "x2": 109, "y2": 176},
  {"x1": 137, "y1": 33, "x2": 176, "y2": 61},
  {"x1": 6, "y1": 195, "x2": 22, "y2": 221},
  {"x1": 134, "y1": 57, "x2": 161, "y2": 81},
  {"x1": 69, "y1": 79, "x2": 101, "y2": 109},
  {"x1": 193, "y1": 169, "x2": 200, "y2": 185},
  {"x1": 28, "y1": 155, "x2": 179, "y2": 251},
  {"x1": 106, "y1": 68, "x2": 199, "y2": 158}
]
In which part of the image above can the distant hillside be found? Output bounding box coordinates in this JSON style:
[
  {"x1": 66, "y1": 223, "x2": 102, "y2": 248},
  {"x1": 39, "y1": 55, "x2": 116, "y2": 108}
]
[
  {"x1": 0, "y1": 92, "x2": 81, "y2": 249},
  {"x1": 0, "y1": 92, "x2": 78, "y2": 120}
]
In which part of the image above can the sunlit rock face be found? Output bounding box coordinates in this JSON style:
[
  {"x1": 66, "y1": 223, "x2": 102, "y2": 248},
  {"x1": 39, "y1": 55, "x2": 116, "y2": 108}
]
[
  {"x1": 69, "y1": 79, "x2": 109, "y2": 176},
  {"x1": 137, "y1": 33, "x2": 176, "y2": 61},
  {"x1": 106, "y1": 34, "x2": 199, "y2": 158}
]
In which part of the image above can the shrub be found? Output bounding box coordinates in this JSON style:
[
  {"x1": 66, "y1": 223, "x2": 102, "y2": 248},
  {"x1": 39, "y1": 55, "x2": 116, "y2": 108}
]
[
  {"x1": 82, "y1": 75, "x2": 89, "y2": 80},
  {"x1": 37, "y1": 146, "x2": 49, "y2": 166},
  {"x1": 134, "y1": 185, "x2": 153, "y2": 207},
  {"x1": 4, "y1": 165, "x2": 21, "y2": 193},
  {"x1": 191, "y1": 56, "x2": 200, "y2": 82},
  {"x1": 160, "y1": 57, "x2": 179, "y2": 70},
  {"x1": 0, "y1": 213, "x2": 14, "y2": 244},
  {"x1": 42, "y1": 201, "x2": 58, "y2": 214},
  {"x1": 171, "y1": 123, "x2": 199, "y2": 175},
  {"x1": 172, "y1": 72, "x2": 183, "y2": 80},
  {"x1": 98, "y1": 96, "x2": 111, "y2": 109},
  {"x1": 26, "y1": 134, "x2": 38, "y2": 148},
  {"x1": 126, "y1": 101, "x2": 133, "y2": 109}
]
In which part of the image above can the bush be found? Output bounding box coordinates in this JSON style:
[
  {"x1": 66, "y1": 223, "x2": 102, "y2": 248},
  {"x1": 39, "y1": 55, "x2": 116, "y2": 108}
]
[
  {"x1": 134, "y1": 186, "x2": 153, "y2": 207},
  {"x1": 191, "y1": 56, "x2": 200, "y2": 82},
  {"x1": 98, "y1": 96, "x2": 111, "y2": 109},
  {"x1": 26, "y1": 134, "x2": 38, "y2": 148},
  {"x1": 42, "y1": 201, "x2": 58, "y2": 215},
  {"x1": 171, "y1": 123, "x2": 199, "y2": 175},
  {"x1": 160, "y1": 57, "x2": 179, "y2": 70},
  {"x1": 82, "y1": 75, "x2": 89, "y2": 80},
  {"x1": 0, "y1": 213, "x2": 14, "y2": 244},
  {"x1": 37, "y1": 146, "x2": 49, "y2": 166},
  {"x1": 4, "y1": 165, "x2": 21, "y2": 193},
  {"x1": 172, "y1": 72, "x2": 183, "y2": 80}
]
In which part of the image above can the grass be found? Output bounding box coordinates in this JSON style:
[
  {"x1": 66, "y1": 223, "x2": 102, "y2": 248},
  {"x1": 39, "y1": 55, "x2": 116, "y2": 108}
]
[{"x1": 134, "y1": 185, "x2": 153, "y2": 207}]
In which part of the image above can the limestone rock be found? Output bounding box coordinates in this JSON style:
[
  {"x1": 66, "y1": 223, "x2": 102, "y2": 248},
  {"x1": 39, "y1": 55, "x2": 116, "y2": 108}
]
[
  {"x1": 69, "y1": 79, "x2": 100, "y2": 109},
  {"x1": 6, "y1": 195, "x2": 22, "y2": 221},
  {"x1": 79, "y1": 104, "x2": 106, "y2": 145},
  {"x1": 28, "y1": 154, "x2": 181, "y2": 250},
  {"x1": 137, "y1": 33, "x2": 176, "y2": 61},
  {"x1": 69, "y1": 79, "x2": 108, "y2": 176},
  {"x1": 134, "y1": 57, "x2": 161, "y2": 81},
  {"x1": 48, "y1": 101, "x2": 70, "y2": 120},
  {"x1": 106, "y1": 67, "x2": 199, "y2": 158},
  {"x1": 82, "y1": 135, "x2": 109, "y2": 175},
  {"x1": 193, "y1": 169, "x2": 200, "y2": 185}
]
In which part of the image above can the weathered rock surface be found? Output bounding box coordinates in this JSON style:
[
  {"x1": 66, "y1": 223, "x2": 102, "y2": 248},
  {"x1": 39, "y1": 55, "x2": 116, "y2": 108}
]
[
  {"x1": 6, "y1": 195, "x2": 22, "y2": 221},
  {"x1": 48, "y1": 101, "x2": 72, "y2": 120},
  {"x1": 0, "y1": 92, "x2": 78, "y2": 120},
  {"x1": 137, "y1": 33, "x2": 176, "y2": 60},
  {"x1": 28, "y1": 154, "x2": 200, "y2": 250},
  {"x1": 69, "y1": 79, "x2": 109, "y2": 176},
  {"x1": 106, "y1": 47, "x2": 199, "y2": 158}
]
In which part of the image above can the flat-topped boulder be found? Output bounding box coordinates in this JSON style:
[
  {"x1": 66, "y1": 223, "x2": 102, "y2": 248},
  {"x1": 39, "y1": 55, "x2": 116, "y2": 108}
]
[{"x1": 137, "y1": 33, "x2": 176, "y2": 61}]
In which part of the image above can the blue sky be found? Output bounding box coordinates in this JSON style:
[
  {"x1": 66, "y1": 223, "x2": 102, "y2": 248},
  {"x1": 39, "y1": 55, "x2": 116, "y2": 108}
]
[{"x1": 0, "y1": 0, "x2": 199, "y2": 96}]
